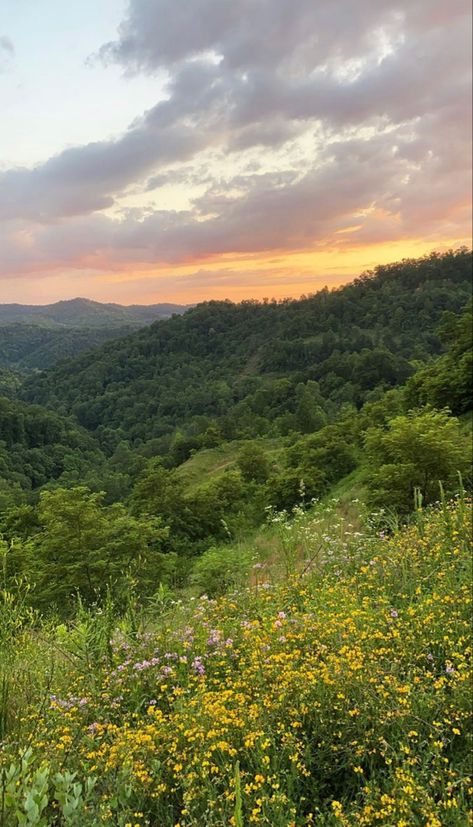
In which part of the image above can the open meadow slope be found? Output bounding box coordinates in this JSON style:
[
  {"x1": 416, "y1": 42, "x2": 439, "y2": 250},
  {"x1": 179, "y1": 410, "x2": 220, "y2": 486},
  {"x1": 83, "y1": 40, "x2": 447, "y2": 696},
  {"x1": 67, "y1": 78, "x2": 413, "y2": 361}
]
[{"x1": 0, "y1": 498, "x2": 471, "y2": 825}]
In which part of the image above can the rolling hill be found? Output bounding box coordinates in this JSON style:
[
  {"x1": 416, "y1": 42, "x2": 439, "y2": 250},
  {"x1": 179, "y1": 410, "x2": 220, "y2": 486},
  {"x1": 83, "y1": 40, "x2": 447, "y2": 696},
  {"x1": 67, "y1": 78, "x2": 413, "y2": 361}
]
[
  {"x1": 0, "y1": 297, "x2": 189, "y2": 328},
  {"x1": 0, "y1": 298, "x2": 190, "y2": 370}
]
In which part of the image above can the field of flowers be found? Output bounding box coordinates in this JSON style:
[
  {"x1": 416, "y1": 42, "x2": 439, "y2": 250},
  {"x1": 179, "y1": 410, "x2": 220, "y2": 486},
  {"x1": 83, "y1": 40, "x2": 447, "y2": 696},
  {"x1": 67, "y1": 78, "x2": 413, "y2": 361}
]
[{"x1": 0, "y1": 498, "x2": 471, "y2": 826}]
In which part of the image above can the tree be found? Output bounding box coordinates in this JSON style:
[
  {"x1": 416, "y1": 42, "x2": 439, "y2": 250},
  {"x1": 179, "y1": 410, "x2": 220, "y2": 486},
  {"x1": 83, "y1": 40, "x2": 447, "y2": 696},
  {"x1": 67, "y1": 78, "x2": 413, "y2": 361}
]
[
  {"x1": 405, "y1": 304, "x2": 472, "y2": 415},
  {"x1": 237, "y1": 442, "x2": 270, "y2": 483},
  {"x1": 32, "y1": 487, "x2": 169, "y2": 612},
  {"x1": 294, "y1": 381, "x2": 328, "y2": 433},
  {"x1": 365, "y1": 409, "x2": 470, "y2": 515}
]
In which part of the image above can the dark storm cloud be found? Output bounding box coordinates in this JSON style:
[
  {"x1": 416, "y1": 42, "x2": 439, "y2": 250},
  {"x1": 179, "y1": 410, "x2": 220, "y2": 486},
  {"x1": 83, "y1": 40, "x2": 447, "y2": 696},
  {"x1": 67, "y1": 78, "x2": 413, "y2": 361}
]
[{"x1": 0, "y1": 0, "x2": 470, "y2": 277}]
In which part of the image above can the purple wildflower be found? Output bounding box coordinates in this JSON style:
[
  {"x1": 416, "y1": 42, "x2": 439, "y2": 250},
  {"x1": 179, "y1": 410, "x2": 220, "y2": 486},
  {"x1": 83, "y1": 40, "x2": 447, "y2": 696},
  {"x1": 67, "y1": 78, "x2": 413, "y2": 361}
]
[
  {"x1": 207, "y1": 629, "x2": 221, "y2": 647},
  {"x1": 192, "y1": 657, "x2": 205, "y2": 676}
]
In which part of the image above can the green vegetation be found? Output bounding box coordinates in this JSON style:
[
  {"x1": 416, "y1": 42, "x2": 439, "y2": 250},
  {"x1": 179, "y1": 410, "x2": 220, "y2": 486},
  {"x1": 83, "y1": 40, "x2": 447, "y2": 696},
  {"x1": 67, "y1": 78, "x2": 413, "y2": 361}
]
[
  {"x1": 0, "y1": 396, "x2": 103, "y2": 495},
  {"x1": 0, "y1": 324, "x2": 139, "y2": 371},
  {"x1": 0, "y1": 498, "x2": 471, "y2": 825},
  {"x1": 365, "y1": 409, "x2": 470, "y2": 515},
  {"x1": 0, "y1": 250, "x2": 471, "y2": 824},
  {"x1": 405, "y1": 302, "x2": 473, "y2": 415},
  {"x1": 23, "y1": 250, "x2": 472, "y2": 448},
  {"x1": 0, "y1": 299, "x2": 189, "y2": 372},
  {"x1": 0, "y1": 297, "x2": 187, "y2": 328}
]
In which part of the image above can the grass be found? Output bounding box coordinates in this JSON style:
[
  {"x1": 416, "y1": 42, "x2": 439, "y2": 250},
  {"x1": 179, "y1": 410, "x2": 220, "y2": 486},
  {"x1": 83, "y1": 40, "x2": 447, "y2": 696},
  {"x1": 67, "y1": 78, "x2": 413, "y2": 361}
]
[
  {"x1": 175, "y1": 439, "x2": 286, "y2": 495},
  {"x1": 0, "y1": 495, "x2": 471, "y2": 826}
]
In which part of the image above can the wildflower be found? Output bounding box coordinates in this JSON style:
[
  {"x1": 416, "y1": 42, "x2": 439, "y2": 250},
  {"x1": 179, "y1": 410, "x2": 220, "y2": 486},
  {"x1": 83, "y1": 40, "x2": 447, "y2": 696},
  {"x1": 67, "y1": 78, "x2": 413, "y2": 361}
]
[
  {"x1": 192, "y1": 657, "x2": 205, "y2": 676},
  {"x1": 207, "y1": 630, "x2": 221, "y2": 646}
]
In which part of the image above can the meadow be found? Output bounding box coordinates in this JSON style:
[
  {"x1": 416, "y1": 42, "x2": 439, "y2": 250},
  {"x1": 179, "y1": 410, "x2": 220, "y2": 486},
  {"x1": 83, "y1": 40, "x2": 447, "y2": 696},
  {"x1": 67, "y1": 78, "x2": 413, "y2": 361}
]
[{"x1": 1, "y1": 494, "x2": 471, "y2": 826}]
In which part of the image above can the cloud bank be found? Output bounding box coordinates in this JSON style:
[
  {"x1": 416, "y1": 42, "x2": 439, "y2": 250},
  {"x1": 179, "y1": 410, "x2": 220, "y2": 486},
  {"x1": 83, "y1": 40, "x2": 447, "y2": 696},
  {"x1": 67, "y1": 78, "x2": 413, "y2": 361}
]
[{"x1": 0, "y1": 0, "x2": 471, "y2": 300}]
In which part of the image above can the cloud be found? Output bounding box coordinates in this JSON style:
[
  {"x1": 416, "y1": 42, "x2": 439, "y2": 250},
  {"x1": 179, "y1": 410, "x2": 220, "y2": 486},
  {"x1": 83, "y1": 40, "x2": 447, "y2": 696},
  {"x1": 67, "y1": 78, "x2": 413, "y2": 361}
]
[
  {"x1": 0, "y1": 0, "x2": 471, "y2": 291},
  {"x1": 1, "y1": 121, "x2": 469, "y2": 281},
  {"x1": 0, "y1": 35, "x2": 14, "y2": 71}
]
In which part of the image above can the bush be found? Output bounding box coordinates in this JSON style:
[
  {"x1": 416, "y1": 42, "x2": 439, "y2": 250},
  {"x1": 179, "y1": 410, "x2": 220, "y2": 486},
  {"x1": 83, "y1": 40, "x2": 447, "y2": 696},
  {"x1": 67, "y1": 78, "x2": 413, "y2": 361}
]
[{"x1": 190, "y1": 545, "x2": 253, "y2": 596}]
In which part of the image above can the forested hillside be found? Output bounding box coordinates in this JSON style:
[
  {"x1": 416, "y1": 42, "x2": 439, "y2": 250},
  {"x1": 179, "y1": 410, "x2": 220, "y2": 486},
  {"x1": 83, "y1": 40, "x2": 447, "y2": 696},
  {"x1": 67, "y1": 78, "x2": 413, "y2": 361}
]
[
  {"x1": 0, "y1": 396, "x2": 103, "y2": 494},
  {"x1": 0, "y1": 324, "x2": 138, "y2": 370},
  {"x1": 23, "y1": 250, "x2": 472, "y2": 451},
  {"x1": 0, "y1": 248, "x2": 469, "y2": 578},
  {"x1": 0, "y1": 298, "x2": 189, "y2": 372},
  {"x1": 0, "y1": 297, "x2": 188, "y2": 328}
]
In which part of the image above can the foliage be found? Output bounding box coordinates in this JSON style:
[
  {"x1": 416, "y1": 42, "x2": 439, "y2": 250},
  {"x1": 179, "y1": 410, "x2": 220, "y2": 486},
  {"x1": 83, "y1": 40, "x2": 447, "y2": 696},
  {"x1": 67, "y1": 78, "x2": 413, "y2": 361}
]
[
  {"x1": 0, "y1": 251, "x2": 471, "y2": 614},
  {"x1": 0, "y1": 297, "x2": 187, "y2": 329},
  {"x1": 0, "y1": 501, "x2": 471, "y2": 825},
  {"x1": 0, "y1": 324, "x2": 141, "y2": 371},
  {"x1": 237, "y1": 442, "x2": 271, "y2": 483},
  {"x1": 190, "y1": 544, "x2": 254, "y2": 597},
  {"x1": 267, "y1": 424, "x2": 357, "y2": 510},
  {"x1": 2, "y1": 487, "x2": 173, "y2": 614},
  {"x1": 365, "y1": 409, "x2": 470, "y2": 515},
  {"x1": 0, "y1": 396, "x2": 104, "y2": 491},
  {"x1": 405, "y1": 302, "x2": 473, "y2": 415},
  {"x1": 0, "y1": 368, "x2": 22, "y2": 398},
  {"x1": 22, "y1": 250, "x2": 472, "y2": 447}
]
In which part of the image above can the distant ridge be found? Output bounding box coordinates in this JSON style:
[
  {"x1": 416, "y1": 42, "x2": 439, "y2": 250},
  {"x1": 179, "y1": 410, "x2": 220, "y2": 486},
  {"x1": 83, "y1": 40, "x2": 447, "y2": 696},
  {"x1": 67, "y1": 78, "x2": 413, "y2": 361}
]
[{"x1": 0, "y1": 297, "x2": 190, "y2": 328}]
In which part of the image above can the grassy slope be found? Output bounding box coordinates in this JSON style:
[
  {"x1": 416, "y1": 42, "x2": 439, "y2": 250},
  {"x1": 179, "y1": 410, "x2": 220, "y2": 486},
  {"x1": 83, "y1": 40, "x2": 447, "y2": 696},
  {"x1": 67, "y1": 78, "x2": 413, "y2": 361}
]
[
  {"x1": 1, "y1": 499, "x2": 470, "y2": 825},
  {"x1": 175, "y1": 438, "x2": 287, "y2": 495}
]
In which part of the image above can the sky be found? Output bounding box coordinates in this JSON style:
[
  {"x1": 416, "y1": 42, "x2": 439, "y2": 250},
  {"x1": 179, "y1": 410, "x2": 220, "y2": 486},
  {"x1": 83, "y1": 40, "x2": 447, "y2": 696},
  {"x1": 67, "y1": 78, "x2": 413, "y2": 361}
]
[{"x1": 0, "y1": 0, "x2": 471, "y2": 305}]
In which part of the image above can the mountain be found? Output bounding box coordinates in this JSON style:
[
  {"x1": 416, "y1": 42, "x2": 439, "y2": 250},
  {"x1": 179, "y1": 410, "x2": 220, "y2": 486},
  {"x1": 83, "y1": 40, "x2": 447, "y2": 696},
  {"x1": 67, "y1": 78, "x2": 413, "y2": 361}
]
[
  {"x1": 23, "y1": 250, "x2": 472, "y2": 449},
  {"x1": 0, "y1": 298, "x2": 191, "y2": 370},
  {"x1": 0, "y1": 297, "x2": 189, "y2": 328}
]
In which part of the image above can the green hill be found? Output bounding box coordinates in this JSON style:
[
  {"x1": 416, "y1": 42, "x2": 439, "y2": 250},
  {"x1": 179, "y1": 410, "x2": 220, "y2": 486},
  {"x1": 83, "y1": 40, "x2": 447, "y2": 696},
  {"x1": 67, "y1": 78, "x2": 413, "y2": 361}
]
[
  {"x1": 0, "y1": 297, "x2": 188, "y2": 328},
  {"x1": 0, "y1": 395, "x2": 104, "y2": 494},
  {"x1": 22, "y1": 250, "x2": 472, "y2": 449}
]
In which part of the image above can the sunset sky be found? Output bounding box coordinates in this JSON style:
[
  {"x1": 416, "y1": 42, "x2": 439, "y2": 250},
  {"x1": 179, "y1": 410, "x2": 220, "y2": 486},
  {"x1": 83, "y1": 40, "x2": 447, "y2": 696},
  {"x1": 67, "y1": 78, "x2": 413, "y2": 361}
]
[{"x1": 0, "y1": 0, "x2": 471, "y2": 305}]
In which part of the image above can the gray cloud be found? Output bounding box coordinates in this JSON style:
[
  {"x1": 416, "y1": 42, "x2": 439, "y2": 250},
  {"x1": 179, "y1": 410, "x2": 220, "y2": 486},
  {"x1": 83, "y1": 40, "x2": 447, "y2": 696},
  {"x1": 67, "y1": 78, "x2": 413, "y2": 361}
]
[
  {"x1": 2, "y1": 120, "x2": 469, "y2": 281},
  {"x1": 0, "y1": 35, "x2": 14, "y2": 71},
  {"x1": 0, "y1": 35, "x2": 14, "y2": 54}
]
